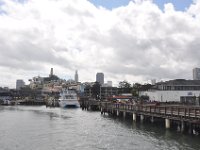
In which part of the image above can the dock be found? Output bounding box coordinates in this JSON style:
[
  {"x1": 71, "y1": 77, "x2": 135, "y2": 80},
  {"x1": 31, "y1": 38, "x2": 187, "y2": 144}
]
[{"x1": 80, "y1": 98, "x2": 200, "y2": 135}]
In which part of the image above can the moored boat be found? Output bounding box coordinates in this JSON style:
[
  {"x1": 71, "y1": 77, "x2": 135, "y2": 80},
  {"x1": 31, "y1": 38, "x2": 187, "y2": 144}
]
[{"x1": 58, "y1": 88, "x2": 80, "y2": 108}]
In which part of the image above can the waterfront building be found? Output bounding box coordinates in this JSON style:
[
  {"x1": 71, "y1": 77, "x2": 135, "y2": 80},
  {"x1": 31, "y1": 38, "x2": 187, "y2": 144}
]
[
  {"x1": 16, "y1": 80, "x2": 25, "y2": 90},
  {"x1": 139, "y1": 79, "x2": 200, "y2": 105},
  {"x1": 193, "y1": 68, "x2": 200, "y2": 80},
  {"x1": 100, "y1": 87, "x2": 118, "y2": 99},
  {"x1": 75, "y1": 70, "x2": 79, "y2": 83},
  {"x1": 0, "y1": 88, "x2": 12, "y2": 103},
  {"x1": 96, "y1": 72, "x2": 104, "y2": 85},
  {"x1": 84, "y1": 85, "x2": 118, "y2": 100}
]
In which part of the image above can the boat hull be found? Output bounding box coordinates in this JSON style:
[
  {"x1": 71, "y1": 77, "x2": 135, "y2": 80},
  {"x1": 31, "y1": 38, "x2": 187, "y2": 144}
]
[{"x1": 59, "y1": 100, "x2": 80, "y2": 108}]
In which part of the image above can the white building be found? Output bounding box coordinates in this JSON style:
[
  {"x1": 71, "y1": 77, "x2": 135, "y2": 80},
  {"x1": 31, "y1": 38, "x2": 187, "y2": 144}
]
[
  {"x1": 29, "y1": 76, "x2": 44, "y2": 89},
  {"x1": 140, "y1": 79, "x2": 200, "y2": 105},
  {"x1": 102, "y1": 81, "x2": 112, "y2": 87},
  {"x1": 193, "y1": 68, "x2": 200, "y2": 80},
  {"x1": 107, "y1": 81, "x2": 112, "y2": 87},
  {"x1": 16, "y1": 79, "x2": 25, "y2": 90},
  {"x1": 151, "y1": 79, "x2": 156, "y2": 85}
]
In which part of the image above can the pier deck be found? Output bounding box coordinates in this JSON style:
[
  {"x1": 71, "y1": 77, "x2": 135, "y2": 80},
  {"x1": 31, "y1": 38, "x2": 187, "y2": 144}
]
[
  {"x1": 101, "y1": 102, "x2": 200, "y2": 123},
  {"x1": 80, "y1": 99, "x2": 200, "y2": 134}
]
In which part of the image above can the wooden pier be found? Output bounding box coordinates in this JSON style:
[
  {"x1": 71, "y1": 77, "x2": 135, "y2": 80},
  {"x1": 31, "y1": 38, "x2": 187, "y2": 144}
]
[{"x1": 80, "y1": 98, "x2": 200, "y2": 135}]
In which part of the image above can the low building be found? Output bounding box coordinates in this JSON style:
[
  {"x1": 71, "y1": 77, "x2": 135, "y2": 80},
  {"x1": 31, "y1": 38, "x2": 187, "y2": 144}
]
[
  {"x1": 102, "y1": 81, "x2": 113, "y2": 87},
  {"x1": 84, "y1": 83, "x2": 120, "y2": 100},
  {"x1": 100, "y1": 87, "x2": 118, "y2": 99},
  {"x1": 0, "y1": 88, "x2": 12, "y2": 104},
  {"x1": 139, "y1": 79, "x2": 200, "y2": 105}
]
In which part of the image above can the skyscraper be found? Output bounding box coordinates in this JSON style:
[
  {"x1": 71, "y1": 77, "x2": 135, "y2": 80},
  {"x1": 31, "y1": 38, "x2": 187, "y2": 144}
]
[
  {"x1": 16, "y1": 79, "x2": 25, "y2": 90},
  {"x1": 96, "y1": 72, "x2": 104, "y2": 85},
  {"x1": 193, "y1": 68, "x2": 200, "y2": 80},
  {"x1": 75, "y1": 70, "x2": 79, "y2": 83}
]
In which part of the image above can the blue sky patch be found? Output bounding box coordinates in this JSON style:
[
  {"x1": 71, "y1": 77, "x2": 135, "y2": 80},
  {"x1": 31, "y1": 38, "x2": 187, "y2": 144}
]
[
  {"x1": 89, "y1": 0, "x2": 193, "y2": 11},
  {"x1": 154, "y1": 0, "x2": 193, "y2": 11}
]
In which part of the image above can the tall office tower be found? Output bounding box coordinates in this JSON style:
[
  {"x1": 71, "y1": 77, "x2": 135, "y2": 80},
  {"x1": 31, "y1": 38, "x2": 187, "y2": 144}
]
[
  {"x1": 75, "y1": 70, "x2": 79, "y2": 83},
  {"x1": 50, "y1": 68, "x2": 53, "y2": 77},
  {"x1": 16, "y1": 80, "x2": 25, "y2": 90},
  {"x1": 193, "y1": 68, "x2": 200, "y2": 80},
  {"x1": 96, "y1": 72, "x2": 104, "y2": 85}
]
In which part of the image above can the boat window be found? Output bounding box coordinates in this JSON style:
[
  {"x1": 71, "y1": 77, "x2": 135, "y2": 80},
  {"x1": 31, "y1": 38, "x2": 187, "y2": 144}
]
[{"x1": 65, "y1": 95, "x2": 76, "y2": 99}]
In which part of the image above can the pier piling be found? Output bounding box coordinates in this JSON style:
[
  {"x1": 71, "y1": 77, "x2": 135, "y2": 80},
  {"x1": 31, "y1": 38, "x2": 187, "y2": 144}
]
[
  {"x1": 133, "y1": 113, "x2": 137, "y2": 122},
  {"x1": 165, "y1": 118, "x2": 170, "y2": 129},
  {"x1": 123, "y1": 112, "x2": 126, "y2": 118},
  {"x1": 150, "y1": 116, "x2": 154, "y2": 123},
  {"x1": 181, "y1": 121, "x2": 185, "y2": 132},
  {"x1": 140, "y1": 115, "x2": 144, "y2": 122},
  {"x1": 115, "y1": 110, "x2": 118, "y2": 116}
]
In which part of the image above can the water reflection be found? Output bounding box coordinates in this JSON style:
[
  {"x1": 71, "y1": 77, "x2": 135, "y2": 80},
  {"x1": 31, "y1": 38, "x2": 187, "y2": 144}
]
[{"x1": 101, "y1": 113, "x2": 200, "y2": 150}]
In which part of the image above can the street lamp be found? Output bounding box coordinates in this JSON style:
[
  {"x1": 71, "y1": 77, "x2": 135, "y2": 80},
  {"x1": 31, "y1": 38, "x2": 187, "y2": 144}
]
[{"x1": 100, "y1": 85, "x2": 101, "y2": 100}]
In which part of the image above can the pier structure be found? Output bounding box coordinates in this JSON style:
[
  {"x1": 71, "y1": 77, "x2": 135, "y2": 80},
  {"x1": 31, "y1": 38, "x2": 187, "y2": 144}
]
[
  {"x1": 13, "y1": 99, "x2": 45, "y2": 105},
  {"x1": 80, "y1": 99, "x2": 200, "y2": 135}
]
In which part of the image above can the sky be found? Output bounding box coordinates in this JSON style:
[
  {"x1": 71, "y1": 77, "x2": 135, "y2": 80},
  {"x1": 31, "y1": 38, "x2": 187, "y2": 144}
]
[
  {"x1": 90, "y1": 0, "x2": 193, "y2": 11},
  {"x1": 0, "y1": 0, "x2": 200, "y2": 88}
]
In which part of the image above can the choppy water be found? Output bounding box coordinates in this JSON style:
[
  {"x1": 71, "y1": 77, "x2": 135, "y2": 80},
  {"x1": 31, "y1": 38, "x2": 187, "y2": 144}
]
[{"x1": 0, "y1": 106, "x2": 199, "y2": 150}]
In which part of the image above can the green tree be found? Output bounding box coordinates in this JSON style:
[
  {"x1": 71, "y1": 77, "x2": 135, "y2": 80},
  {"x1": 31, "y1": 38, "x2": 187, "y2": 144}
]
[
  {"x1": 118, "y1": 80, "x2": 131, "y2": 88},
  {"x1": 140, "y1": 84, "x2": 152, "y2": 91},
  {"x1": 118, "y1": 80, "x2": 132, "y2": 94},
  {"x1": 92, "y1": 82, "x2": 101, "y2": 99},
  {"x1": 132, "y1": 83, "x2": 142, "y2": 97}
]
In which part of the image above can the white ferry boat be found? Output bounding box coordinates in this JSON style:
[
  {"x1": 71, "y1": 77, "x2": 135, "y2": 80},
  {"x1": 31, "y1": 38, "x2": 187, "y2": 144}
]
[{"x1": 58, "y1": 89, "x2": 80, "y2": 108}]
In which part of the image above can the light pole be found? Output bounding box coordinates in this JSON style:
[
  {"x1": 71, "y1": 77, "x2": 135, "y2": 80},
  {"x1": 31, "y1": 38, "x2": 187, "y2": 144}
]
[{"x1": 100, "y1": 85, "x2": 101, "y2": 100}]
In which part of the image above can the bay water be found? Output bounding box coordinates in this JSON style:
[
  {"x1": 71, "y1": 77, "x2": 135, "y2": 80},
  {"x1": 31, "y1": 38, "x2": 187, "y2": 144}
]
[{"x1": 0, "y1": 106, "x2": 199, "y2": 150}]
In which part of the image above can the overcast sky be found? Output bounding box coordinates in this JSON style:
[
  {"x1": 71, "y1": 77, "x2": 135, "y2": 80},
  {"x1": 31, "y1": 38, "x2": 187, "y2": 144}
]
[{"x1": 0, "y1": 0, "x2": 200, "y2": 88}]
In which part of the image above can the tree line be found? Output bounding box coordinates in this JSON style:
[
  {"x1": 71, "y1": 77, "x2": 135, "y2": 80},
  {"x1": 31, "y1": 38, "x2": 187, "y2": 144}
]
[
  {"x1": 118, "y1": 80, "x2": 153, "y2": 97},
  {"x1": 85, "y1": 80, "x2": 153, "y2": 100}
]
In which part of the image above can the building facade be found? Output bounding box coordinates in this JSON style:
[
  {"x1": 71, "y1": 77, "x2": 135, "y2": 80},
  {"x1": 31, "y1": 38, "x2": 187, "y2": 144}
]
[
  {"x1": 102, "y1": 81, "x2": 113, "y2": 87},
  {"x1": 140, "y1": 79, "x2": 200, "y2": 105},
  {"x1": 84, "y1": 85, "x2": 118, "y2": 100},
  {"x1": 16, "y1": 80, "x2": 25, "y2": 90},
  {"x1": 96, "y1": 73, "x2": 104, "y2": 85},
  {"x1": 193, "y1": 68, "x2": 200, "y2": 80}
]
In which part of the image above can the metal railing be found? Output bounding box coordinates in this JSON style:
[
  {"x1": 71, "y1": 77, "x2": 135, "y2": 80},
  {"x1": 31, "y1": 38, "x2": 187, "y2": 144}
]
[{"x1": 100, "y1": 102, "x2": 200, "y2": 120}]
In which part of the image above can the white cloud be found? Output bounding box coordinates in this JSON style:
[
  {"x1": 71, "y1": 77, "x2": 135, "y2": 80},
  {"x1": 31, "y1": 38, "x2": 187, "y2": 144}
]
[{"x1": 0, "y1": 0, "x2": 200, "y2": 88}]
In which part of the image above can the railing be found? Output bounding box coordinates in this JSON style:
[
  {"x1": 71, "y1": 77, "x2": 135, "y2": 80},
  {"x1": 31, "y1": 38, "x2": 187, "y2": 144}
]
[
  {"x1": 80, "y1": 99, "x2": 200, "y2": 120},
  {"x1": 99, "y1": 102, "x2": 200, "y2": 119}
]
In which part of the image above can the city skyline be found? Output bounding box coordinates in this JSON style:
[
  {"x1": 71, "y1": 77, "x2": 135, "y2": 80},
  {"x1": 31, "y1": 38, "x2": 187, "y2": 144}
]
[{"x1": 0, "y1": 0, "x2": 200, "y2": 88}]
